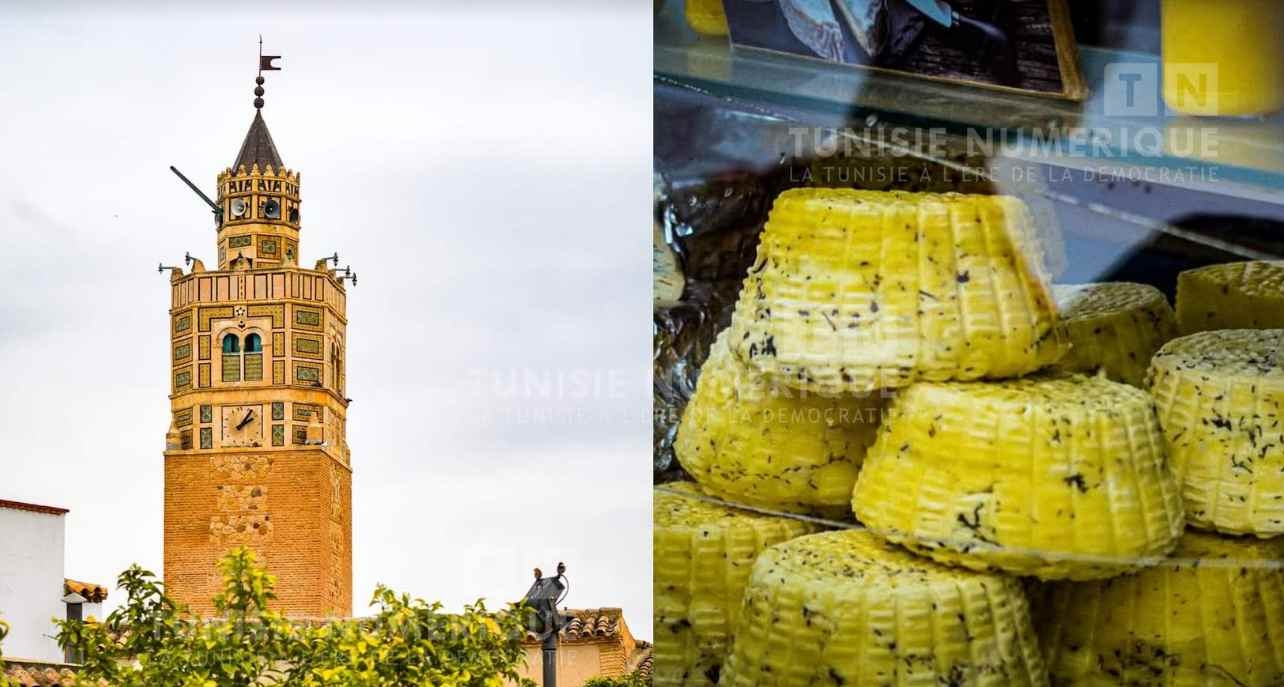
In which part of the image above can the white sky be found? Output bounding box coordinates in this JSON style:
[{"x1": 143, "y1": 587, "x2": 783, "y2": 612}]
[{"x1": 0, "y1": 3, "x2": 653, "y2": 638}]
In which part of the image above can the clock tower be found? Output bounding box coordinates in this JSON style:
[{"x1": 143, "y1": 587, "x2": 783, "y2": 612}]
[{"x1": 162, "y1": 68, "x2": 353, "y2": 617}]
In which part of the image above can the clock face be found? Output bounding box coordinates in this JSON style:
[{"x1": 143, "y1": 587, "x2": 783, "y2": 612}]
[{"x1": 220, "y1": 405, "x2": 264, "y2": 447}]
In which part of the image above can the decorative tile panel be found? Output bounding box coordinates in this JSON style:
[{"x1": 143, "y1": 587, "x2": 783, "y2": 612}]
[
  {"x1": 198, "y1": 363, "x2": 211, "y2": 388},
  {"x1": 248, "y1": 304, "x2": 285, "y2": 329},
  {"x1": 293, "y1": 426, "x2": 308, "y2": 445},
  {"x1": 294, "y1": 307, "x2": 322, "y2": 329},
  {"x1": 198, "y1": 335, "x2": 211, "y2": 361},
  {"x1": 272, "y1": 360, "x2": 285, "y2": 385},
  {"x1": 272, "y1": 332, "x2": 285, "y2": 357},
  {"x1": 293, "y1": 403, "x2": 323, "y2": 422},
  {"x1": 293, "y1": 334, "x2": 323, "y2": 359},
  {"x1": 173, "y1": 341, "x2": 192, "y2": 365},
  {"x1": 199, "y1": 427, "x2": 213, "y2": 449},
  {"x1": 173, "y1": 313, "x2": 191, "y2": 336},
  {"x1": 198, "y1": 306, "x2": 236, "y2": 332},
  {"x1": 295, "y1": 364, "x2": 321, "y2": 383},
  {"x1": 258, "y1": 236, "x2": 279, "y2": 257},
  {"x1": 174, "y1": 368, "x2": 192, "y2": 392},
  {"x1": 228, "y1": 235, "x2": 252, "y2": 249},
  {"x1": 175, "y1": 407, "x2": 193, "y2": 428},
  {"x1": 200, "y1": 404, "x2": 213, "y2": 423},
  {"x1": 180, "y1": 430, "x2": 193, "y2": 450},
  {"x1": 244, "y1": 353, "x2": 264, "y2": 381},
  {"x1": 271, "y1": 402, "x2": 285, "y2": 421},
  {"x1": 271, "y1": 424, "x2": 285, "y2": 446}
]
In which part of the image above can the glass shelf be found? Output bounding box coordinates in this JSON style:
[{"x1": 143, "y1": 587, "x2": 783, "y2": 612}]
[{"x1": 655, "y1": 0, "x2": 1284, "y2": 200}]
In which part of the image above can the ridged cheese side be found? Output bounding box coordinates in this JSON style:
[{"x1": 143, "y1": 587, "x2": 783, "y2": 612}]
[
  {"x1": 1176, "y1": 261, "x2": 1284, "y2": 334},
  {"x1": 852, "y1": 374, "x2": 1184, "y2": 579},
  {"x1": 1032, "y1": 529, "x2": 1284, "y2": 687},
  {"x1": 1052, "y1": 282, "x2": 1178, "y2": 387},
  {"x1": 1148, "y1": 329, "x2": 1284, "y2": 535},
  {"x1": 730, "y1": 188, "x2": 1066, "y2": 394},
  {"x1": 720, "y1": 529, "x2": 1048, "y2": 687},
  {"x1": 653, "y1": 483, "x2": 818, "y2": 687},
  {"x1": 675, "y1": 329, "x2": 881, "y2": 514}
]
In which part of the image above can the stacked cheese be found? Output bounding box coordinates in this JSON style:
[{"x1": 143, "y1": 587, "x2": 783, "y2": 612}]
[
  {"x1": 1032, "y1": 530, "x2": 1284, "y2": 686},
  {"x1": 721, "y1": 530, "x2": 1047, "y2": 687},
  {"x1": 1052, "y1": 282, "x2": 1178, "y2": 386},
  {"x1": 1176, "y1": 260, "x2": 1284, "y2": 334},
  {"x1": 662, "y1": 193, "x2": 1284, "y2": 684},
  {"x1": 653, "y1": 482, "x2": 818, "y2": 687},
  {"x1": 853, "y1": 374, "x2": 1184, "y2": 579}
]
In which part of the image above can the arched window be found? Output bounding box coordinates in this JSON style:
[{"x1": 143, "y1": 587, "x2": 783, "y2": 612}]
[
  {"x1": 222, "y1": 333, "x2": 242, "y2": 382},
  {"x1": 244, "y1": 333, "x2": 263, "y2": 381}
]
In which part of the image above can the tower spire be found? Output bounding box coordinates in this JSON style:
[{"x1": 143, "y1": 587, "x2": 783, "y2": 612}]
[{"x1": 236, "y1": 38, "x2": 284, "y2": 171}]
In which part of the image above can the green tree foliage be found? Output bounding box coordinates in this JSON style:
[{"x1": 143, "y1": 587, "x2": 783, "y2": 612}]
[
  {"x1": 0, "y1": 618, "x2": 11, "y2": 687},
  {"x1": 57, "y1": 547, "x2": 535, "y2": 687},
  {"x1": 584, "y1": 672, "x2": 650, "y2": 687}
]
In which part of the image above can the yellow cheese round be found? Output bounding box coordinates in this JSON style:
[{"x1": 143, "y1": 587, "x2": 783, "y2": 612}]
[
  {"x1": 653, "y1": 482, "x2": 818, "y2": 687},
  {"x1": 1033, "y1": 529, "x2": 1284, "y2": 687},
  {"x1": 1148, "y1": 329, "x2": 1284, "y2": 535},
  {"x1": 730, "y1": 188, "x2": 1066, "y2": 395},
  {"x1": 720, "y1": 529, "x2": 1048, "y2": 687},
  {"x1": 675, "y1": 329, "x2": 881, "y2": 515},
  {"x1": 1176, "y1": 260, "x2": 1284, "y2": 334},
  {"x1": 1052, "y1": 282, "x2": 1177, "y2": 387},
  {"x1": 685, "y1": 0, "x2": 729, "y2": 36},
  {"x1": 852, "y1": 374, "x2": 1185, "y2": 579}
]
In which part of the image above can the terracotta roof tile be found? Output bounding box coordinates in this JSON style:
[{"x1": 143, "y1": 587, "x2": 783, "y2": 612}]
[
  {"x1": 524, "y1": 607, "x2": 627, "y2": 644},
  {"x1": 0, "y1": 499, "x2": 68, "y2": 516},
  {"x1": 2, "y1": 660, "x2": 94, "y2": 687},
  {"x1": 626, "y1": 642, "x2": 653, "y2": 680},
  {"x1": 64, "y1": 579, "x2": 109, "y2": 604}
]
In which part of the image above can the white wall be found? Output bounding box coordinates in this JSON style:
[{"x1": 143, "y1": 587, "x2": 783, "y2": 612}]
[{"x1": 0, "y1": 507, "x2": 66, "y2": 662}]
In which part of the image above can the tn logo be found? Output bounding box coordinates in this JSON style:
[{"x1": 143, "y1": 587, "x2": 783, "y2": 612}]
[{"x1": 1104, "y1": 62, "x2": 1218, "y2": 116}]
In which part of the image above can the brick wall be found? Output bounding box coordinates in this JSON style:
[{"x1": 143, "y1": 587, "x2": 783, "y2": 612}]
[{"x1": 164, "y1": 450, "x2": 351, "y2": 617}]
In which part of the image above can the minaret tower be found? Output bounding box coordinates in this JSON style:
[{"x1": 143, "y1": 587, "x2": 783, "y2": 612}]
[{"x1": 163, "y1": 61, "x2": 353, "y2": 617}]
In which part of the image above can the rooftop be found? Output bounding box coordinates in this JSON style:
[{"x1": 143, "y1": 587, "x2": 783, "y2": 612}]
[
  {"x1": 64, "y1": 579, "x2": 109, "y2": 604},
  {"x1": 522, "y1": 607, "x2": 632, "y2": 645},
  {"x1": 2, "y1": 660, "x2": 96, "y2": 687},
  {"x1": 0, "y1": 499, "x2": 68, "y2": 516},
  {"x1": 233, "y1": 110, "x2": 283, "y2": 172}
]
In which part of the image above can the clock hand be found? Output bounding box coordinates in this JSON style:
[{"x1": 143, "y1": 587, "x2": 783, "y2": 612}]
[{"x1": 236, "y1": 409, "x2": 255, "y2": 430}]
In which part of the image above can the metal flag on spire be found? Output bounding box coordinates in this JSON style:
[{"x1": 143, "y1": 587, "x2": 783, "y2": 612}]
[
  {"x1": 252, "y1": 36, "x2": 282, "y2": 111},
  {"x1": 258, "y1": 34, "x2": 282, "y2": 73}
]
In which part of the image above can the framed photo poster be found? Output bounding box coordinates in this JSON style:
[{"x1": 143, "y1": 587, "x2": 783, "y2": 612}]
[{"x1": 723, "y1": 0, "x2": 1088, "y2": 100}]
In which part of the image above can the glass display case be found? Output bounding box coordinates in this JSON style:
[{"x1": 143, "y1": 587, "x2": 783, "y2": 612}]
[{"x1": 653, "y1": 2, "x2": 1284, "y2": 685}]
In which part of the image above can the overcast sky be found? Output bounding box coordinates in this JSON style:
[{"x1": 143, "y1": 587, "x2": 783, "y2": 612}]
[{"x1": 0, "y1": 3, "x2": 652, "y2": 637}]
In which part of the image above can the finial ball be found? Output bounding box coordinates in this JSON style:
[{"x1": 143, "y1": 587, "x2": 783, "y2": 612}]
[
  {"x1": 254, "y1": 97, "x2": 265, "y2": 109},
  {"x1": 254, "y1": 86, "x2": 265, "y2": 96},
  {"x1": 255, "y1": 76, "x2": 265, "y2": 85}
]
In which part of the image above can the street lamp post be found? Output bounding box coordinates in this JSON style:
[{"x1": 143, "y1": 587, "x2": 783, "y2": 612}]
[{"x1": 522, "y1": 562, "x2": 570, "y2": 687}]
